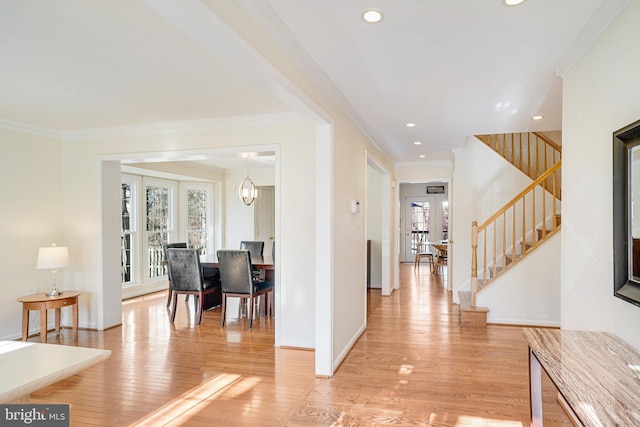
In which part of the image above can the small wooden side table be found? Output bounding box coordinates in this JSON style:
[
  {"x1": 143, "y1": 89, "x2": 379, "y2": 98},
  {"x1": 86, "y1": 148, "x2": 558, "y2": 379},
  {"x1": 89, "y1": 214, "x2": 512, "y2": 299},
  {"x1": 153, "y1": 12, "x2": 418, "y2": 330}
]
[{"x1": 17, "y1": 291, "x2": 81, "y2": 343}]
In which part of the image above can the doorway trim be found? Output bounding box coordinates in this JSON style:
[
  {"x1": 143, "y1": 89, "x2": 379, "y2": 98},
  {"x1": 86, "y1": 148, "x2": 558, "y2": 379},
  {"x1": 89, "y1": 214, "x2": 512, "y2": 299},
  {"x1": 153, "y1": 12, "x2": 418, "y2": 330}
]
[{"x1": 366, "y1": 151, "x2": 392, "y2": 296}]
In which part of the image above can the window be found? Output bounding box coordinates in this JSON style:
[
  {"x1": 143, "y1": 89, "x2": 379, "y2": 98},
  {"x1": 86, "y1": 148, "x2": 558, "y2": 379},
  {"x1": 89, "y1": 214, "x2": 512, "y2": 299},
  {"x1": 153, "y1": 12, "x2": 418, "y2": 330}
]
[
  {"x1": 121, "y1": 174, "x2": 214, "y2": 296},
  {"x1": 441, "y1": 200, "x2": 449, "y2": 241},
  {"x1": 121, "y1": 174, "x2": 140, "y2": 286},
  {"x1": 411, "y1": 201, "x2": 430, "y2": 248},
  {"x1": 121, "y1": 182, "x2": 133, "y2": 284},
  {"x1": 182, "y1": 183, "x2": 213, "y2": 255},
  {"x1": 145, "y1": 179, "x2": 176, "y2": 280}
]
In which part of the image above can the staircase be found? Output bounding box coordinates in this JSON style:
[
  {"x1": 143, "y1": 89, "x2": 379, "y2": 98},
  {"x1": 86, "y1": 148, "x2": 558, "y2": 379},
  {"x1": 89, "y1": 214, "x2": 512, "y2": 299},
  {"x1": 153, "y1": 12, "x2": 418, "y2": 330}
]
[{"x1": 459, "y1": 132, "x2": 562, "y2": 326}]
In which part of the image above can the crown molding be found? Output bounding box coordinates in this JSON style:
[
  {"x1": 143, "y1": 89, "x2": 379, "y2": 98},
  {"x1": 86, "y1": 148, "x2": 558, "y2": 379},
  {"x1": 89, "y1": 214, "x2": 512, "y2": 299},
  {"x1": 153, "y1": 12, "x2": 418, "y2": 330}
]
[
  {"x1": 0, "y1": 118, "x2": 61, "y2": 139},
  {"x1": 0, "y1": 112, "x2": 305, "y2": 140},
  {"x1": 555, "y1": 0, "x2": 630, "y2": 78},
  {"x1": 236, "y1": 0, "x2": 393, "y2": 161},
  {"x1": 59, "y1": 112, "x2": 306, "y2": 140}
]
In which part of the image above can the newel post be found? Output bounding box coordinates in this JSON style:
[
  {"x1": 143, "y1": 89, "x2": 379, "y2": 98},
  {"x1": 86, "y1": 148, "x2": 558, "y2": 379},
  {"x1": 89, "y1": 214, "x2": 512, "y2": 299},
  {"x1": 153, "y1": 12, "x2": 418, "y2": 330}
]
[{"x1": 471, "y1": 221, "x2": 478, "y2": 307}]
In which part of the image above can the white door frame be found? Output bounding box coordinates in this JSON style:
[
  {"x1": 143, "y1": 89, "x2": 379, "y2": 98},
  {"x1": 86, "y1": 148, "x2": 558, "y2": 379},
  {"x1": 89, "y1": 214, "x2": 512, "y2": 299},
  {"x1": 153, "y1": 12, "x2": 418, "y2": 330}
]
[{"x1": 366, "y1": 152, "x2": 392, "y2": 296}]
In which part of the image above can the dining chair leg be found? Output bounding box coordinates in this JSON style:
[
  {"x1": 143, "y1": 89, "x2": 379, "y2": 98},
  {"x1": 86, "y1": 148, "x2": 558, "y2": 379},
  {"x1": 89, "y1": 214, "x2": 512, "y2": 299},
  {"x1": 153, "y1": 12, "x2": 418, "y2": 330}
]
[
  {"x1": 170, "y1": 293, "x2": 179, "y2": 323},
  {"x1": 166, "y1": 282, "x2": 173, "y2": 308},
  {"x1": 256, "y1": 295, "x2": 264, "y2": 317},
  {"x1": 266, "y1": 291, "x2": 273, "y2": 317},
  {"x1": 196, "y1": 293, "x2": 204, "y2": 325},
  {"x1": 220, "y1": 295, "x2": 227, "y2": 327},
  {"x1": 248, "y1": 296, "x2": 254, "y2": 329}
]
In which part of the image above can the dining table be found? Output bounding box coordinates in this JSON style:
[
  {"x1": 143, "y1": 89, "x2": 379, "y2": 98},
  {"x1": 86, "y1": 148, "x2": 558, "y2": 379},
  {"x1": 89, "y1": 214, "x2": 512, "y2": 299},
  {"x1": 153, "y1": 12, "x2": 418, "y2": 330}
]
[
  {"x1": 200, "y1": 253, "x2": 275, "y2": 316},
  {"x1": 163, "y1": 253, "x2": 275, "y2": 271},
  {"x1": 163, "y1": 252, "x2": 275, "y2": 311},
  {"x1": 199, "y1": 253, "x2": 274, "y2": 271},
  {"x1": 426, "y1": 241, "x2": 448, "y2": 274}
]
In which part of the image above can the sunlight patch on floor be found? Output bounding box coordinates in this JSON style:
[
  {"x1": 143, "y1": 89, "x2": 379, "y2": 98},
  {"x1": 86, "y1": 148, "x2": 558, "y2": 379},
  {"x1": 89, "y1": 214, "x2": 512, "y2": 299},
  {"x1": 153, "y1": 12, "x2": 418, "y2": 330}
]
[
  {"x1": 130, "y1": 373, "x2": 242, "y2": 426},
  {"x1": 455, "y1": 415, "x2": 523, "y2": 426}
]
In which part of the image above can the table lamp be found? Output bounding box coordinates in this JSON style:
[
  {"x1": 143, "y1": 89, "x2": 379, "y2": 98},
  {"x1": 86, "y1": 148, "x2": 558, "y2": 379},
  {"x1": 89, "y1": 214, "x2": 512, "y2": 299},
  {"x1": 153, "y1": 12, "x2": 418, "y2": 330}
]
[{"x1": 36, "y1": 243, "x2": 69, "y2": 296}]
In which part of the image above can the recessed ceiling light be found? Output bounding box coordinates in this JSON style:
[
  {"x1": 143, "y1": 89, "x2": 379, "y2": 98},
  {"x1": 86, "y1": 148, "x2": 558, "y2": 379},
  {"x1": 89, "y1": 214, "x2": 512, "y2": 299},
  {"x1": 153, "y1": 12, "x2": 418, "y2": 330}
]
[
  {"x1": 413, "y1": 141, "x2": 422, "y2": 145},
  {"x1": 362, "y1": 9, "x2": 383, "y2": 23},
  {"x1": 532, "y1": 115, "x2": 544, "y2": 120},
  {"x1": 419, "y1": 155, "x2": 426, "y2": 158},
  {"x1": 503, "y1": 0, "x2": 526, "y2": 6},
  {"x1": 406, "y1": 123, "x2": 416, "y2": 128}
]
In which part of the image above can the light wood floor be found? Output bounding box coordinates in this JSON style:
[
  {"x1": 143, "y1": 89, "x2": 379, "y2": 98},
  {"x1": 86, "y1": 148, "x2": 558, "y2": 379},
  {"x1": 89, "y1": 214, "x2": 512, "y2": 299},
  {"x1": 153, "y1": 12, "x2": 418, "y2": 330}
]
[{"x1": 29, "y1": 264, "x2": 571, "y2": 426}]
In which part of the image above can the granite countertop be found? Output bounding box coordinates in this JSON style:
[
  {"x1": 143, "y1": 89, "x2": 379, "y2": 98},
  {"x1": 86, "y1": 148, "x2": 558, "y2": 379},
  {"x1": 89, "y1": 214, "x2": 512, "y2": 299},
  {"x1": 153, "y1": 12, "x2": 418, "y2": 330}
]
[{"x1": 523, "y1": 328, "x2": 640, "y2": 427}]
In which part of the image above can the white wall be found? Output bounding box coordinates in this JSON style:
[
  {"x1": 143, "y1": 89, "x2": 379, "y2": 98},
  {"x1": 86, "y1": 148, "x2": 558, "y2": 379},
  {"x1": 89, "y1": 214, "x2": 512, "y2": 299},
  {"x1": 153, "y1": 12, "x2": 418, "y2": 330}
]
[
  {"x1": 224, "y1": 167, "x2": 275, "y2": 249},
  {"x1": 477, "y1": 233, "x2": 561, "y2": 326},
  {"x1": 395, "y1": 161, "x2": 453, "y2": 183},
  {"x1": 0, "y1": 128, "x2": 65, "y2": 340},
  {"x1": 562, "y1": 0, "x2": 640, "y2": 347},
  {"x1": 330, "y1": 118, "x2": 369, "y2": 365},
  {"x1": 451, "y1": 137, "x2": 553, "y2": 297}
]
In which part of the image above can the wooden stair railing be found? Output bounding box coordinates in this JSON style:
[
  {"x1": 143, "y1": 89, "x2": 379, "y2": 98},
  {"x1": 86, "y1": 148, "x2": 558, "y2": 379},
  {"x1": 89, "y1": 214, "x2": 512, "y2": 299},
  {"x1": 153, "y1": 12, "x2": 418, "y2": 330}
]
[
  {"x1": 470, "y1": 161, "x2": 561, "y2": 306},
  {"x1": 475, "y1": 132, "x2": 562, "y2": 199}
]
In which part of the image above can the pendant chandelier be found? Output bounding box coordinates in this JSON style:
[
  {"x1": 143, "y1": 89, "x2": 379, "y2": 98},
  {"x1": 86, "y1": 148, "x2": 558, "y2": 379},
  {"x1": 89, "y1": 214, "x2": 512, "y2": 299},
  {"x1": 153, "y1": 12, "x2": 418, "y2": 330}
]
[{"x1": 238, "y1": 157, "x2": 258, "y2": 206}]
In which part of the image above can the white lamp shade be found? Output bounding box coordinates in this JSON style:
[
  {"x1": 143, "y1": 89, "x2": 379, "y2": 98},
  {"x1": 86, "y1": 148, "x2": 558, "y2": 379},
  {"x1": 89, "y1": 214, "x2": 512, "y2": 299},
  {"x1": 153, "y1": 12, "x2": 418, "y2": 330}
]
[{"x1": 36, "y1": 244, "x2": 69, "y2": 270}]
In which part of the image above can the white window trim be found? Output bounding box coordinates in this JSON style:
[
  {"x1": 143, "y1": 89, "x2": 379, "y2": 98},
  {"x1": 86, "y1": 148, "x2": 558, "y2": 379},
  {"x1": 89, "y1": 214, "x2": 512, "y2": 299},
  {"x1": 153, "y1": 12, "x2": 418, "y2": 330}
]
[{"x1": 121, "y1": 174, "x2": 141, "y2": 288}]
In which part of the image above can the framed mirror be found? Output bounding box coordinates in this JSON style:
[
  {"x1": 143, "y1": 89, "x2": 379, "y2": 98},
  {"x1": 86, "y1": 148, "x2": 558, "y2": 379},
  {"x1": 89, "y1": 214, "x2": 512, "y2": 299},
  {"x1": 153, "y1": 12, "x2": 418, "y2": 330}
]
[{"x1": 613, "y1": 118, "x2": 640, "y2": 306}]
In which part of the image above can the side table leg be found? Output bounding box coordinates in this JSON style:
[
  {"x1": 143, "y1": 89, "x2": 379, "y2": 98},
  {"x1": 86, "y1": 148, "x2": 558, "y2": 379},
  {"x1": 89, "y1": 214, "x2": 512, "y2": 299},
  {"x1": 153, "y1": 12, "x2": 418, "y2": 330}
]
[
  {"x1": 21, "y1": 308, "x2": 29, "y2": 341},
  {"x1": 55, "y1": 308, "x2": 61, "y2": 335},
  {"x1": 529, "y1": 347, "x2": 544, "y2": 427},
  {"x1": 40, "y1": 306, "x2": 47, "y2": 343},
  {"x1": 72, "y1": 299, "x2": 78, "y2": 340}
]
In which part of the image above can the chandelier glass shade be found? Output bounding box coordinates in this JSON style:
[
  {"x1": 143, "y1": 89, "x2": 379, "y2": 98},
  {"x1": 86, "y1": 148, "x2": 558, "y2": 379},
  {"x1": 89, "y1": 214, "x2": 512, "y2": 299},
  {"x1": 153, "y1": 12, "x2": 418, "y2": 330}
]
[{"x1": 238, "y1": 175, "x2": 258, "y2": 205}]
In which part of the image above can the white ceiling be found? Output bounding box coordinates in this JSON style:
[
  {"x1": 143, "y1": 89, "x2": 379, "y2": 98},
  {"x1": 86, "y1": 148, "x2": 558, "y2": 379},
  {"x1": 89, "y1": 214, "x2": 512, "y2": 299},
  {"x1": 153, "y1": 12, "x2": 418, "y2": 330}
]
[
  {"x1": 258, "y1": 0, "x2": 610, "y2": 162},
  {"x1": 0, "y1": 0, "x2": 617, "y2": 167}
]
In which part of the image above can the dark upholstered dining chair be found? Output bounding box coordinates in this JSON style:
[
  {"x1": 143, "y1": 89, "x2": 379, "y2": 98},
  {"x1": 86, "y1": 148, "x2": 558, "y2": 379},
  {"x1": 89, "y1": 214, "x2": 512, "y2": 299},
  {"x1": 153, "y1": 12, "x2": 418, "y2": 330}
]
[
  {"x1": 240, "y1": 241, "x2": 264, "y2": 280},
  {"x1": 217, "y1": 249, "x2": 273, "y2": 329},
  {"x1": 166, "y1": 248, "x2": 219, "y2": 325},
  {"x1": 163, "y1": 242, "x2": 187, "y2": 307},
  {"x1": 239, "y1": 241, "x2": 264, "y2": 258}
]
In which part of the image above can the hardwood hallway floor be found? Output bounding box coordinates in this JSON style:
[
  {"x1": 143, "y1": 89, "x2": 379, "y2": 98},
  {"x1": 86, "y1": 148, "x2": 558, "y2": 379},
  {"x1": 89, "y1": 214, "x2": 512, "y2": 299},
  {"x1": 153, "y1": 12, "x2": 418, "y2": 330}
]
[{"x1": 29, "y1": 264, "x2": 570, "y2": 426}]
